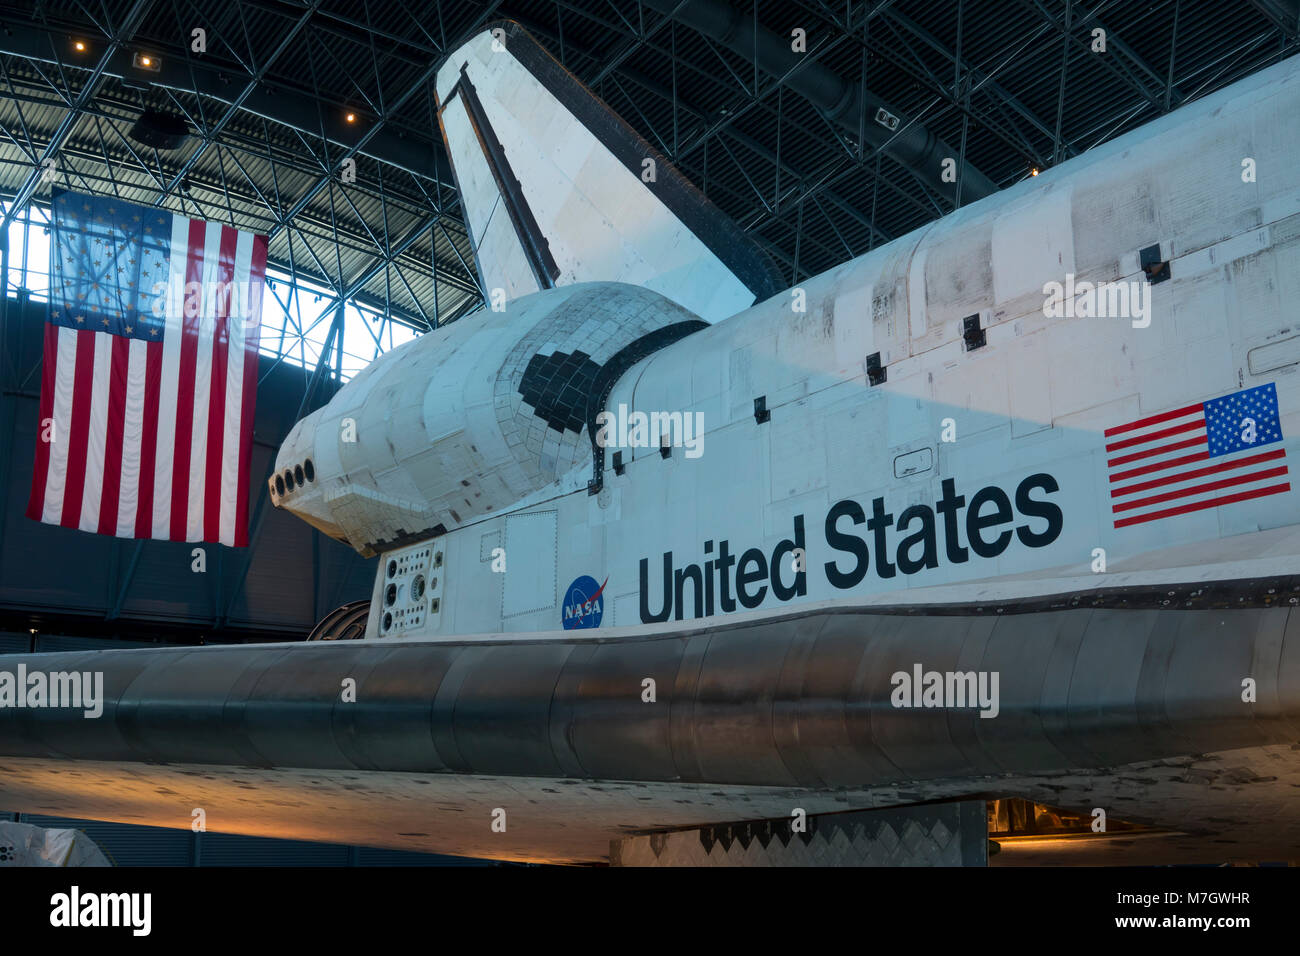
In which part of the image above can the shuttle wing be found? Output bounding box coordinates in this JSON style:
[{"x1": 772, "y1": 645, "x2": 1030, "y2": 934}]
[
  {"x1": 434, "y1": 21, "x2": 785, "y2": 322},
  {"x1": 4, "y1": 598, "x2": 1300, "y2": 864}
]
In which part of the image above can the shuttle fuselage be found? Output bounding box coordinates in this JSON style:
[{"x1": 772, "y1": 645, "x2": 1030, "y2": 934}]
[{"x1": 272, "y1": 42, "x2": 1300, "y2": 641}]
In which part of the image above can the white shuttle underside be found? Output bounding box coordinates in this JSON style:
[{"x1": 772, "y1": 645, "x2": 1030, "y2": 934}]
[{"x1": 4, "y1": 744, "x2": 1300, "y2": 865}]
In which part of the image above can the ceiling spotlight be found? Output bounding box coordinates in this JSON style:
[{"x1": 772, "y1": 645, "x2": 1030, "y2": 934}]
[
  {"x1": 1030, "y1": 167, "x2": 1040, "y2": 177},
  {"x1": 132, "y1": 50, "x2": 161, "y2": 72},
  {"x1": 345, "y1": 111, "x2": 357, "y2": 124},
  {"x1": 73, "y1": 39, "x2": 87, "y2": 52}
]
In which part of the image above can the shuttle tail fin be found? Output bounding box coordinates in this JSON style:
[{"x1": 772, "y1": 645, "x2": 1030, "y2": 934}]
[{"x1": 435, "y1": 21, "x2": 784, "y2": 321}]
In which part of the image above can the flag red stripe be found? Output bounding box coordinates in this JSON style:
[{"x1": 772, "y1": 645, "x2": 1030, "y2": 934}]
[
  {"x1": 1112, "y1": 465, "x2": 1290, "y2": 513},
  {"x1": 1102, "y1": 402, "x2": 1203, "y2": 438},
  {"x1": 1114, "y1": 483, "x2": 1292, "y2": 528},
  {"x1": 33, "y1": 197, "x2": 268, "y2": 546},
  {"x1": 97, "y1": 333, "x2": 131, "y2": 535},
  {"x1": 1110, "y1": 450, "x2": 1209, "y2": 483},
  {"x1": 170, "y1": 218, "x2": 207, "y2": 540},
  {"x1": 1106, "y1": 435, "x2": 1205, "y2": 468},
  {"x1": 134, "y1": 339, "x2": 164, "y2": 538},
  {"x1": 1104, "y1": 417, "x2": 1205, "y2": 452},
  {"x1": 59, "y1": 329, "x2": 98, "y2": 529},
  {"x1": 25, "y1": 323, "x2": 60, "y2": 520},
  {"x1": 1110, "y1": 448, "x2": 1287, "y2": 499},
  {"x1": 235, "y1": 234, "x2": 268, "y2": 547},
  {"x1": 204, "y1": 225, "x2": 238, "y2": 542}
]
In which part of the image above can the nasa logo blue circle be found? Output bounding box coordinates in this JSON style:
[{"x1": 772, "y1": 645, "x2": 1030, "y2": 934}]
[{"x1": 562, "y1": 575, "x2": 607, "y2": 629}]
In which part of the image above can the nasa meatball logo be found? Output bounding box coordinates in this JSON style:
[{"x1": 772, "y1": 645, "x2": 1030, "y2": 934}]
[{"x1": 562, "y1": 575, "x2": 607, "y2": 629}]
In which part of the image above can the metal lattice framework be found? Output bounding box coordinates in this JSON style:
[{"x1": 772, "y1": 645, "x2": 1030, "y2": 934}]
[{"x1": 0, "y1": 0, "x2": 1297, "y2": 381}]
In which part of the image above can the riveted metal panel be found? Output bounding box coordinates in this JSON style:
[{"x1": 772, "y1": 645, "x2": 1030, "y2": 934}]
[
  {"x1": 239, "y1": 643, "x2": 382, "y2": 769},
  {"x1": 688, "y1": 620, "x2": 799, "y2": 786},
  {"x1": 547, "y1": 642, "x2": 598, "y2": 778},
  {"x1": 945, "y1": 616, "x2": 1002, "y2": 777},
  {"x1": 450, "y1": 643, "x2": 576, "y2": 776},
  {"x1": 864, "y1": 615, "x2": 984, "y2": 779},
  {"x1": 1064, "y1": 609, "x2": 1162, "y2": 767},
  {"x1": 971, "y1": 613, "x2": 1075, "y2": 772},
  {"x1": 1037, "y1": 608, "x2": 1102, "y2": 768},
  {"x1": 9, "y1": 650, "x2": 132, "y2": 760},
  {"x1": 1163, "y1": 610, "x2": 1274, "y2": 749},
  {"x1": 565, "y1": 638, "x2": 685, "y2": 781},
  {"x1": 770, "y1": 614, "x2": 834, "y2": 790},
  {"x1": 1271, "y1": 609, "x2": 1300, "y2": 738},
  {"x1": 666, "y1": 632, "x2": 711, "y2": 781},
  {"x1": 428, "y1": 644, "x2": 489, "y2": 772},
  {"x1": 120, "y1": 646, "x2": 293, "y2": 767},
  {"x1": 331, "y1": 643, "x2": 463, "y2": 772},
  {"x1": 792, "y1": 614, "x2": 897, "y2": 785}
]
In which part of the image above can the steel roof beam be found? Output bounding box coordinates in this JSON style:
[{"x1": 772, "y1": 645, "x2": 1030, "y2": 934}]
[
  {"x1": 866, "y1": 6, "x2": 1062, "y2": 162},
  {"x1": 152, "y1": 0, "x2": 322, "y2": 204},
  {"x1": 1249, "y1": 0, "x2": 1300, "y2": 35},
  {"x1": 0, "y1": 16, "x2": 453, "y2": 190},
  {"x1": 265, "y1": 1, "x2": 506, "y2": 246},
  {"x1": 1, "y1": 0, "x2": 155, "y2": 226},
  {"x1": 639, "y1": 0, "x2": 998, "y2": 203}
]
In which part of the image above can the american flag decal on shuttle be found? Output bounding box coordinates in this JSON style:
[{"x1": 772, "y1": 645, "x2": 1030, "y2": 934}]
[
  {"x1": 1106, "y1": 383, "x2": 1289, "y2": 528},
  {"x1": 25, "y1": 190, "x2": 268, "y2": 547}
]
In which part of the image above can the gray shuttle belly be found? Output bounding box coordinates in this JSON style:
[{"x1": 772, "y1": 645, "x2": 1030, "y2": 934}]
[{"x1": 3, "y1": 600, "x2": 1296, "y2": 789}]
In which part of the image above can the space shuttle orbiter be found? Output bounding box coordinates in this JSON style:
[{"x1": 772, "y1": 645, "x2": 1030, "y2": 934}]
[
  {"x1": 6, "y1": 22, "x2": 1300, "y2": 865},
  {"x1": 271, "y1": 21, "x2": 1298, "y2": 645}
]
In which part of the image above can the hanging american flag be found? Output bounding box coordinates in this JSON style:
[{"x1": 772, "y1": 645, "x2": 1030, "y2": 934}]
[
  {"x1": 26, "y1": 189, "x2": 268, "y2": 547},
  {"x1": 1106, "y1": 383, "x2": 1290, "y2": 529}
]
